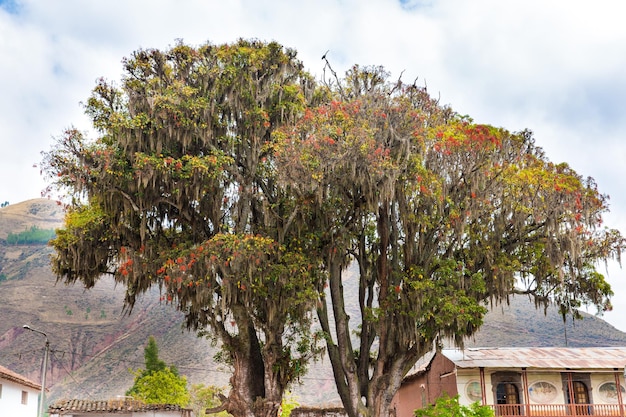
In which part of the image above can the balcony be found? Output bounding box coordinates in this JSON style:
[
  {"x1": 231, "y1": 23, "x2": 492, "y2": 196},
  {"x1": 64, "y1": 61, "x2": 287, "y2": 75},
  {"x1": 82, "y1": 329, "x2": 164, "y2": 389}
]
[{"x1": 491, "y1": 403, "x2": 626, "y2": 417}]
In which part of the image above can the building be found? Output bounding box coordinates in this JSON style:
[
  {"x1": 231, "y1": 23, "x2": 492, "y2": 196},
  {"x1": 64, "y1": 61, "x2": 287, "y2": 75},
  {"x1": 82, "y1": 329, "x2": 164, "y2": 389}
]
[
  {"x1": 0, "y1": 364, "x2": 42, "y2": 417},
  {"x1": 48, "y1": 398, "x2": 194, "y2": 417},
  {"x1": 391, "y1": 347, "x2": 626, "y2": 417}
]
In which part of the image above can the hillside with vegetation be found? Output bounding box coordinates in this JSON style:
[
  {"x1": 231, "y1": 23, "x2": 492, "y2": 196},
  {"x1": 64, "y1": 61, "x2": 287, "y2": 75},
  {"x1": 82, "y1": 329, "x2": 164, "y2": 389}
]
[{"x1": 1, "y1": 199, "x2": 625, "y2": 407}]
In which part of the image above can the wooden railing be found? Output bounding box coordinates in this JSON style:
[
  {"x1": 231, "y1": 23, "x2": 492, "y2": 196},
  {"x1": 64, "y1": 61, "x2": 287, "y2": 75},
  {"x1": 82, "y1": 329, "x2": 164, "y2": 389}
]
[{"x1": 491, "y1": 403, "x2": 625, "y2": 417}]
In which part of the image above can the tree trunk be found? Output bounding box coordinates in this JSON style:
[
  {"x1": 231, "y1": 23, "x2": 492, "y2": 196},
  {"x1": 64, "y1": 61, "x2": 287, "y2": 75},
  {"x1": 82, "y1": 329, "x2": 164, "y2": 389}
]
[
  {"x1": 226, "y1": 323, "x2": 266, "y2": 417},
  {"x1": 259, "y1": 326, "x2": 287, "y2": 417},
  {"x1": 224, "y1": 319, "x2": 289, "y2": 417},
  {"x1": 368, "y1": 351, "x2": 407, "y2": 417},
  {"x1": 317, "y1": 253, "x2": 363, "y2": 417}
]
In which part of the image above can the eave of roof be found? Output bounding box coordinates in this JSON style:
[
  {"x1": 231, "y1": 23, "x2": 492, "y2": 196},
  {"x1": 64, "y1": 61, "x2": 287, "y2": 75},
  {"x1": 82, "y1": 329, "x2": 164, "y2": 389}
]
[
  {"x1": 48, "y1": 399, "x2": 189, "y2": 414},
  {"x1": 0, "y1": 364, "x2": 42, "y2": 391}
]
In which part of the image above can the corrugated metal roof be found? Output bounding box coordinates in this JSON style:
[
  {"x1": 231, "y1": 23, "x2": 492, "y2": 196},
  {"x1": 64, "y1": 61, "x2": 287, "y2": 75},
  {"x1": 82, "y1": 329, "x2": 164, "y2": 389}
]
[
  {"x1": 0, "y1": 364, "x2": 41, "y2": 390},
  {"x1": 442, "y1": 347, "x2": 626, "y2": 370}
]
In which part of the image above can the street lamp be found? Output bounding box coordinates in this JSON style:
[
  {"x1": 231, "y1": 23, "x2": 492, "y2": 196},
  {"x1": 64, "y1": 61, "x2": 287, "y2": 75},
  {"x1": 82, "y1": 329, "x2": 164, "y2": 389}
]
[{"x1": 23, "y1": 325, "x2": 49, "y2": 417}]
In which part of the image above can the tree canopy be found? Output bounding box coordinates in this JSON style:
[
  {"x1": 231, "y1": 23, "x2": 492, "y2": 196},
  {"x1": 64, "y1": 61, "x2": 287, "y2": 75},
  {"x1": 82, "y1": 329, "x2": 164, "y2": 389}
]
[
  {"x1": 127, "y1": 336, "x2": 189, "y2": 407},
  {"x1": 42, "y1": 40, "x2": 624, "y2": 417},
  {"x1": 43, "y1": 39, "x2": 323, "y2": 417},
  {"x1": 273, "y1": 64, "x2": 624, "y2": 417}
]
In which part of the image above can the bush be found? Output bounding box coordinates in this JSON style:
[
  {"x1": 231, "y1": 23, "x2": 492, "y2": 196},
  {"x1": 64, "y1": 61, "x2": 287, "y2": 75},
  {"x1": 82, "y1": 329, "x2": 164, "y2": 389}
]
[
  {"x1": 189, "y1": 384, "x2": 230, "y2": 417},
  {"x1": 128, "y1": 368, "x2": 189, "y2": 406},
  {"x1": 126, "y1": 336, "x2": 190, "y2": 406},
  {"x1": 414, "y1": 394, "x2": 493, "y2": 417}
]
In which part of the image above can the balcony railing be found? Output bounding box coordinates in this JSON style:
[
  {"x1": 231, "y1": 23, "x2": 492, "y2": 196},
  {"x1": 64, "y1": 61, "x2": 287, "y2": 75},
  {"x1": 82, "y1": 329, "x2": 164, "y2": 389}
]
[{"x1": 491, "y1": 403, "x2": 626, "y2": 417}]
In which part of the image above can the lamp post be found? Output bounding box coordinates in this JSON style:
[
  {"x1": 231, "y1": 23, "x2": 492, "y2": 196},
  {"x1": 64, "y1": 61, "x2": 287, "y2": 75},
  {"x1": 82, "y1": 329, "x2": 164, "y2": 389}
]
[{"x1": 23, "y1": 325, "x2": 49, "y2": 417}]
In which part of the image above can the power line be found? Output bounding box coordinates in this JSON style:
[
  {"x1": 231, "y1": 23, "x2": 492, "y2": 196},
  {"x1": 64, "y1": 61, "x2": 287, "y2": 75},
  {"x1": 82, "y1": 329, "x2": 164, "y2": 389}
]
[
  {"x1": 3, "y1": 344, "x2": 337, "y2": 385},
  {"x1": 49, "y1": 349, "x2": 98, "y2": 400}
]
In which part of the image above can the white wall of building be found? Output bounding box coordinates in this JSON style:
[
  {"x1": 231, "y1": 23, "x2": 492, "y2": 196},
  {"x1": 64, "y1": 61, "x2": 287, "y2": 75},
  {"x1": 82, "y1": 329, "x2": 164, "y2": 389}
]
[{"x1": 0, "y1": 377, "x2": 40, "y2": 417}]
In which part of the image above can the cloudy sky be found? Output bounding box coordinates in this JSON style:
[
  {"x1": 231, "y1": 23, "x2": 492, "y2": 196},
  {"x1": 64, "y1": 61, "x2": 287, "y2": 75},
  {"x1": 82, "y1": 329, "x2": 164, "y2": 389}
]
[{"x1": 1, "y1": 0, "x2": 625, "y2": 331}]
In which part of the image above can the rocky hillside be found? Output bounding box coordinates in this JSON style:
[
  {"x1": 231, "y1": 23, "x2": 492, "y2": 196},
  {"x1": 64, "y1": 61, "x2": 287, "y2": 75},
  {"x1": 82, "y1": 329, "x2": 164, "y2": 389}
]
[{"x1": 1, "y1": 199, "x2": 625, "y2": 407}]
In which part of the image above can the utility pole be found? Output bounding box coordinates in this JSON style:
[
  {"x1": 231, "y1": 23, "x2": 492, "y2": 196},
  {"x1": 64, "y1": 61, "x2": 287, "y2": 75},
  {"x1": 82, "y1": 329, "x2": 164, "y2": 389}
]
[{"x1": 23, "y1": 325, "x2": 49, "y2": 417}]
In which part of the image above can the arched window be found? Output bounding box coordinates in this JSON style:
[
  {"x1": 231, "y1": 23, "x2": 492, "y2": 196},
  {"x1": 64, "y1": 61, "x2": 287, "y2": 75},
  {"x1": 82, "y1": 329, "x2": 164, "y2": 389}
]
[
  {"x1": 496, "y1": 382, "x2": 520, "y2": 404},
  {"x1": 572, "y1": 381, "x2": 590, "y2": 404},
  {"x1": 491, "y1": 372, "x2": 523, "y2": 416},
  {"x1": 496, "y1": 383, "x2": 520, "y2": 415},
  {"x1": 564, "y1": 379, "x2": 591, "y2": 415}
]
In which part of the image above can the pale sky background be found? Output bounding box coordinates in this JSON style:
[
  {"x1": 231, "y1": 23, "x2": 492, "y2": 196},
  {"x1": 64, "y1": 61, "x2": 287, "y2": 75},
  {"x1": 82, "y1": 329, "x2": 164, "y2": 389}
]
[{"x1": 1, "y1": 0, "x2": 625, "y2": 332}]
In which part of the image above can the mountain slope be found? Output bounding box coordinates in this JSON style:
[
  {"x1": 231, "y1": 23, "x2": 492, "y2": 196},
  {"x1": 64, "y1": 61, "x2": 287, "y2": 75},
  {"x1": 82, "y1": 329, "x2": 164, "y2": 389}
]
[
  {"x1": 0, "y1": 200, "x2": 228, "y2": 401},
  {"x1": 1, "y1": 199, "x2": 625, "y2": 407},
  {"x1": 465, "y1": 295, "x2": 626, "y2": 348}
]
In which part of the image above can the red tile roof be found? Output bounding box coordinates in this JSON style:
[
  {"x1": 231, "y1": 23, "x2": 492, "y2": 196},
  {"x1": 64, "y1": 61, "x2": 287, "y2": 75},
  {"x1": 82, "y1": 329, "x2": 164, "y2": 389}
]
[
  {"x1": 49, "y1": 398, "x2": 191, "y2": 415},
  {"x1": 0, "y1": 364, "x2": 41, "y2": 390}
]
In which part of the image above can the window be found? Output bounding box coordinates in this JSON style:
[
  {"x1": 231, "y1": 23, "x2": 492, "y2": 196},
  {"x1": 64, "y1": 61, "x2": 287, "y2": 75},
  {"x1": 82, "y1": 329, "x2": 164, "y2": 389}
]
[
  {"x1": 562, "y1": 372, "x2": 593, "y2": 415},
  {"x1": 21, "y1": 390, "x2": 28, "y2": 405},
  {"x1": 491, "y1": 372, "x2": 523, "y2": 416},
  {"x1": 497, "y1": 383, "x2": 520, "y2": 405},
  {"x1": 495, "y1": 383, "x2": 521, "y2": 415},
  {"x1": 561, "y1": 373, "x2": 592, "y2": 401},
  {"x1": 572, "y1": 381, "x2": 590, "y2": 404}
]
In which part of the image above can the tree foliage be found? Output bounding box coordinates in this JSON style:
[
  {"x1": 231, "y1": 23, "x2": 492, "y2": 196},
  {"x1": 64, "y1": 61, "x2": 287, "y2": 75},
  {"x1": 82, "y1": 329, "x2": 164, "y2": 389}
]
[
  {"x1": 42, "y1": 39, "x2": 322, "y2": 417},
  {"x1": 129, "y1": 368, "x2": 190, "y2": 406},
  {"x1": 279, "y1": 392, "x2": 299, "y2": 417},
  {"x1": 42, "y1": 40, "x2": 624, "y2": 417},
  {"x1": 6, "y1": 225, "x2": 56, "y2": 245},
  {"x1": 127, "y1": 336, "x2": 189, "y2": 407},
  {"x1": 189, "y1": 384, "x2": 231, "y2": 417},
  {"x1": 143, "y1": 335, "x2": 168, "y2": 374},
  {"x1": 273, "y1": 64, "x2": 624, "y2": 417},
  {"x1": 414, "y1": 395, "x2": 493, "y2": 417}
]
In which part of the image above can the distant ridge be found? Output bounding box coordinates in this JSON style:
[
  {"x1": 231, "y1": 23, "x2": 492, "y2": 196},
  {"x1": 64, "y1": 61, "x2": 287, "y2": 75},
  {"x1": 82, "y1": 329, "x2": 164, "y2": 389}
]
[
  {"x1": 466, "y1": 295, "x2": 626, "y2": 348},
  {"x1": 0, "y1": 198, "x2": 64, "y2": 239}
]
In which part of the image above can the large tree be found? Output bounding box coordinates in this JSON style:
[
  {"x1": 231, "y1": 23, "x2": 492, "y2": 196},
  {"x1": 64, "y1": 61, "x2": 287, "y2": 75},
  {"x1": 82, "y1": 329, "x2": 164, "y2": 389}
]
[
  {"x1": 273, "y1": 65, "x2": 624, "y2": 417},
  {"x1": 42, "y1": 39, "x2": 323, "y2": 417},
  {"x1": 43, "y1": 41, "x2": 624, "y2": 417}
]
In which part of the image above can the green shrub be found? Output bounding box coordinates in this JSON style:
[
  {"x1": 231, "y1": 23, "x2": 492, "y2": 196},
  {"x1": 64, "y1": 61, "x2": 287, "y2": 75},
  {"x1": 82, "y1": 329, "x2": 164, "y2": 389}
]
[{"x1": 415, "y1": 394, "x2": 493, "y2": 417}]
